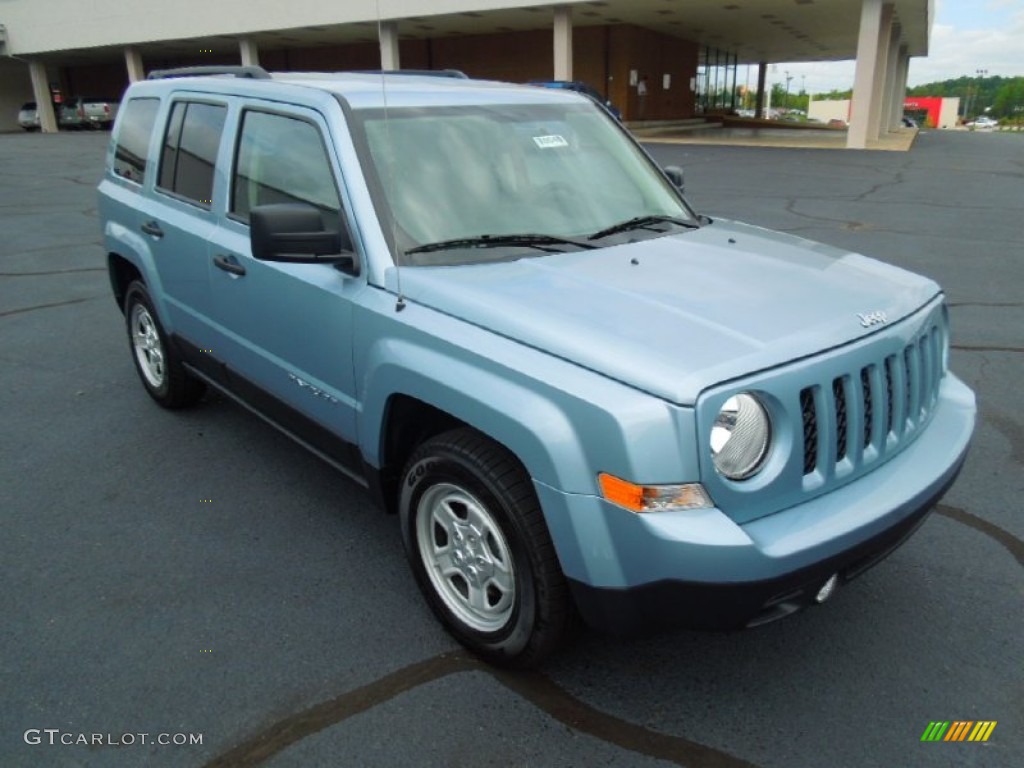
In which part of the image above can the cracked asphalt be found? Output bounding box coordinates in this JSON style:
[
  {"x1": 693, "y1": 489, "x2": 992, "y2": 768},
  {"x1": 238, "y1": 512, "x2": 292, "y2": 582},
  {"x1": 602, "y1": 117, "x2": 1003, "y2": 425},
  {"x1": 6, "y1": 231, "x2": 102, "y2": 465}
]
[{"x1": 2, "y1": 129, "x2": 1021, "y2": 768}]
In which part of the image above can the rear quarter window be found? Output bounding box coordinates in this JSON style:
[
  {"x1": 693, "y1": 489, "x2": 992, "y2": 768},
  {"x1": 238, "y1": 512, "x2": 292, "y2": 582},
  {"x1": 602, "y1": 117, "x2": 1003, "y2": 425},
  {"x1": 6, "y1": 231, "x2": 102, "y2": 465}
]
[{"x1": 113, "y1": 98, "x2": 160, "y2": 184}]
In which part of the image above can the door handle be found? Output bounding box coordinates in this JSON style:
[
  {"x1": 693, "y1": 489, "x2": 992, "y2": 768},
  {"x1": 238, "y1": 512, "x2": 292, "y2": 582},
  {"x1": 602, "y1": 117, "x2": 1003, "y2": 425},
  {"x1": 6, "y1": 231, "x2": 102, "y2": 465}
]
[
  {"x1": 140, "y1": 220, "x2": 164, "y2": 238},
  {"x1": 213, "y1": 254, "x2": 247, "y2": 276}
]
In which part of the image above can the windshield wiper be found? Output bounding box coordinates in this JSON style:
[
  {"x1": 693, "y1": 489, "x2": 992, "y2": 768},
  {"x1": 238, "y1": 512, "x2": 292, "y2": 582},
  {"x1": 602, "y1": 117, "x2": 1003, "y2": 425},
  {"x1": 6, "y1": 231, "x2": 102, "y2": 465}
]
[
  {"x1": 406, "y1": 233, "x2": 596, "y2": 255},
  {"x1": 588, "y1": 215, "x2": 699, "y2": 241}
]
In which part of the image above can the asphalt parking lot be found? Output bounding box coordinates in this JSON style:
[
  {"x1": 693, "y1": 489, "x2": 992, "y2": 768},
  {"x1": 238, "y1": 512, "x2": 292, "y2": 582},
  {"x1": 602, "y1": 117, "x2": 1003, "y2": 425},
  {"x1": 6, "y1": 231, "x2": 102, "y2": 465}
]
[{"x1": 2, "y1": 128, "x2": 1021, "y2": 768}]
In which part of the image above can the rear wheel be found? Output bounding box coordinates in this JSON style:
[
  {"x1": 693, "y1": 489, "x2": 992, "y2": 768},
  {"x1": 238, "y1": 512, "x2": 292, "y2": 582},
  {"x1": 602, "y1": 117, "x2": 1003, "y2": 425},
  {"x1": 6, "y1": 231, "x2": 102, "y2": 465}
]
[
  {"x1": 400, "y1": 428, "x2": 573, "y2": 668},
  {"x1": 124, "y1": 281, "x2": 205, "y2": 408}
]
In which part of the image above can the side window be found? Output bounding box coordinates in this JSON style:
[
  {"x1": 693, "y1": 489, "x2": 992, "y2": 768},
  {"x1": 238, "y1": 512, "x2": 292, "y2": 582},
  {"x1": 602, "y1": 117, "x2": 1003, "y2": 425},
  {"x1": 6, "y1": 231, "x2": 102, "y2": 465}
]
[
  {"x1": 231, "y1": 110, "x2": 340, "y2": 223},
  {"x1": 113, "y1": 98, "x2": 160, "y2": 183},
  {"x1": 157, "y1": 101, "x2": 227, "y2": 207}
]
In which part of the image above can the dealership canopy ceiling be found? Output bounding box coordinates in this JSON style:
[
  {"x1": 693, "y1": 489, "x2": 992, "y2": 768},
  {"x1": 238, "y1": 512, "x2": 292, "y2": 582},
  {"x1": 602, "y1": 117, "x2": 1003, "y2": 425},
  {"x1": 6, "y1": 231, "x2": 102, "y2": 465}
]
[{"x1": 3, "y1": 0, "x2": 932, "y2": 65}]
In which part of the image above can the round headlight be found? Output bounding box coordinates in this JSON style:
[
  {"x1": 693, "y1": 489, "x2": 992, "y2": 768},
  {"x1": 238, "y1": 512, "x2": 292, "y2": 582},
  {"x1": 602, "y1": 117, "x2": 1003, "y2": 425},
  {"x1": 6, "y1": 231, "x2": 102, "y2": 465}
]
[{"x1": 710, "y1": 393, "x2": 771, "y2": 480}]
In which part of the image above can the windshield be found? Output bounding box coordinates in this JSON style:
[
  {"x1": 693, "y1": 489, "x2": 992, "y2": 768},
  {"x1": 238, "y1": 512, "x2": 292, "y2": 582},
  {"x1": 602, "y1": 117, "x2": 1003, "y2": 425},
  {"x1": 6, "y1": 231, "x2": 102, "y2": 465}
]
[{"x1": 353, "y1": 102, "x2": 696, "y2": 265}]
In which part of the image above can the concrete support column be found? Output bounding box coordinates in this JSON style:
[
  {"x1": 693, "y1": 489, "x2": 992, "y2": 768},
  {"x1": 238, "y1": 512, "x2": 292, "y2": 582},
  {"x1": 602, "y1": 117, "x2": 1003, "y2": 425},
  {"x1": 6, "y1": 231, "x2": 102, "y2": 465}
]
[
  {"x1": 28, "y1": 60, "x2": 58, "y2": 133},
  {"x1": 379, "y1": 21, "x2": 400, "y2": 71},
  {"x1": 239, "y1": 38, "x2": 260, "y2": 68},
  {"x1": 868, "y1": 9, "x2": 894, "y2": 137},
  {"x1": 848, "y1": 0, "x2": 893, "y2": 148},
  {"x1": 754, "y1": 61, "x2": 767, "y2": 119},
  {"x1": 891, "y1": 46, "x2": 910, "y2": 128},
  {"x1": 880, "y1": 24, "x2": 901, "y2": 132},
  {"x1": 124, "y1": 47, "x2": 145, "y2": 83},
  {"x1": 553, "y1": 6, "x2": 573, "y2": 81}
]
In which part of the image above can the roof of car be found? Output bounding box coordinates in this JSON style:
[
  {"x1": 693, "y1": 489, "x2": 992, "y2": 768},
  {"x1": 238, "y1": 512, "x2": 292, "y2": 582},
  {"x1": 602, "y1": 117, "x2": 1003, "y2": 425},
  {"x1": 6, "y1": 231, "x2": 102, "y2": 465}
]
[{"x1": 131, "y1": 69, "x2": 590, "y2": 111}]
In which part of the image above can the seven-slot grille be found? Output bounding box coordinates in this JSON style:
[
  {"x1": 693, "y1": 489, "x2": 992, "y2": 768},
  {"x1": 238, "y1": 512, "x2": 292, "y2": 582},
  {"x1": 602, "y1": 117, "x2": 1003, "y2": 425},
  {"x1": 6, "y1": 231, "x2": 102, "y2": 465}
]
[{"x1": 801, "y1": 325, "x2": 943, "y2": 476}]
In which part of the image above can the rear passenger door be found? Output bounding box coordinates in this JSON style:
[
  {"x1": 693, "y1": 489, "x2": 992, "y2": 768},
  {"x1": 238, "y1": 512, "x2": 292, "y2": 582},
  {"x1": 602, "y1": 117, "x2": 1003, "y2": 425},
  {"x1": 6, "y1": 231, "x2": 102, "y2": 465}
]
[
  {"x1": 145, "y1": 97, "x2": 228, "y2": 343},
  {"x1": 204, "y1": 104, "x2": 364, "y2": 461}
]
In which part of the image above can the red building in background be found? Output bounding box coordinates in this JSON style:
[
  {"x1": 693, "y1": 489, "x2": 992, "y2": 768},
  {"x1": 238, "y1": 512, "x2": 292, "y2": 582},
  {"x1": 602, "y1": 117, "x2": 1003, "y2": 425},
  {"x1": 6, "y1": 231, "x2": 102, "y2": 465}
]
[{"x1": 903, "y1": 96, "x2": 960, "y2": 128}]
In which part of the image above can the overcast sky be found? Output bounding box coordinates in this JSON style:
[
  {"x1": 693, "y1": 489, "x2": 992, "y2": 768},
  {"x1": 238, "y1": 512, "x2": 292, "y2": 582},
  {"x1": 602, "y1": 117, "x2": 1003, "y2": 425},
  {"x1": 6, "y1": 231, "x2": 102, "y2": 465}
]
[{"x1": 765, "y1": 0, "x2": 1022, "y2": 94}]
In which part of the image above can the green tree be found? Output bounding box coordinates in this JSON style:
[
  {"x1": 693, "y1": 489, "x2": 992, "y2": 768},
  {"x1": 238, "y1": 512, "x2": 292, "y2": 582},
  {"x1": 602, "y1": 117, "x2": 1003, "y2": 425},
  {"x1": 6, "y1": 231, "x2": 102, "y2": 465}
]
[
  {"x1": 813, "y1": 89, "x2": 853, "y2": 101},
  {"x1": 907, "y1": 75, "x2": 1024, "y2": 118},
  {"x1": 992, "y1": 79, "x2": 1024, "y2": 119}
]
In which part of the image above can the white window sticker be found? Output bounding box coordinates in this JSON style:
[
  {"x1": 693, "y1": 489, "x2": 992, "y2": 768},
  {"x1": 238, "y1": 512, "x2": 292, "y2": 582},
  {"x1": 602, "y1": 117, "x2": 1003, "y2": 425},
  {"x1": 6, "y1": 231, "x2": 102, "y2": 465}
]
[{"x1": 532, "y1": 134, "x2": 569, "y2": 149}]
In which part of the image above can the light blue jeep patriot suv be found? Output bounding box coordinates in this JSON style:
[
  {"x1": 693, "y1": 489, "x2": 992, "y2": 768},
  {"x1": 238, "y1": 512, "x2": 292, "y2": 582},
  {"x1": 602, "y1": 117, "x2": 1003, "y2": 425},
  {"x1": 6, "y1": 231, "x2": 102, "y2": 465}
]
[{"x1": 98, "y1": 66, "x2": 975, "y2": 667}]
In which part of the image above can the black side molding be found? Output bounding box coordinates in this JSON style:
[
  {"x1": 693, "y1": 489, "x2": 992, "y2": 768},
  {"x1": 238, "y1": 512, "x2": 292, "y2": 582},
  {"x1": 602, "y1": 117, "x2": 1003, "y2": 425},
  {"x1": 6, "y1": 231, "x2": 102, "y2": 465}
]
[{"x1": 172, "y1": 334, "x2": 366, "y2": 481}]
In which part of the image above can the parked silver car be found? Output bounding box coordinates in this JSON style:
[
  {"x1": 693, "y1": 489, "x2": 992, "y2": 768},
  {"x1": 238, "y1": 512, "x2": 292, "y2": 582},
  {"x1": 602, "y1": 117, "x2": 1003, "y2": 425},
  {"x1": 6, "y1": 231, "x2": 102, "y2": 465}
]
[
  {"x1": 17, "y1": 102, "x2": 40, "y2": 131},
  {"x1": 966, "y1": 116, "x2": 998, "y2": 129}
]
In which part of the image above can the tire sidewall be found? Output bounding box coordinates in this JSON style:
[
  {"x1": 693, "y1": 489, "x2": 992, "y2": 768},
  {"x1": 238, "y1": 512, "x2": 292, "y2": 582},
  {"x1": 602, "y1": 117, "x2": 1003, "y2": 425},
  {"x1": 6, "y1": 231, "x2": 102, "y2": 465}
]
[
  {"x1": 400, "y1": 449, "x2": 539, "y2": 661},
  {"x1": 124, "y1": 282, "x2": 171, "y2": 402}
]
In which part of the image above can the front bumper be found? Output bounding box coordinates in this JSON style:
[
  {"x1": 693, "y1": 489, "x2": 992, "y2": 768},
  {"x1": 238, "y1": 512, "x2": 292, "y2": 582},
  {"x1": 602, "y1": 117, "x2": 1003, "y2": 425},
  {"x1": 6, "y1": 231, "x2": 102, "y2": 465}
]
[{"x1": 533, "y1": 373, "x2": 975, "y2": 635}]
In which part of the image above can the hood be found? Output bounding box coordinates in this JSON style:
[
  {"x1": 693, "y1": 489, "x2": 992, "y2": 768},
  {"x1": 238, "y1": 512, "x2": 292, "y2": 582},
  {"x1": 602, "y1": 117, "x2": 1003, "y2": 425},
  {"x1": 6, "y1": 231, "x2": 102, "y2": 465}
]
[{"x1": 390, "y1": 220, "x2": 940, "y2": 405}]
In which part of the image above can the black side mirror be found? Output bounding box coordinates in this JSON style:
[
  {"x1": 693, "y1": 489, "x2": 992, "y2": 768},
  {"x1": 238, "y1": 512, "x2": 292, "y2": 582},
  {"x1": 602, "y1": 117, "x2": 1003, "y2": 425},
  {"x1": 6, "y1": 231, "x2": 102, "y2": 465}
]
[
  {"x1": 250, "y1": 204, "x2": 354, "y2": 269},
  {"x1": 664, "y1": 165, "x2": 685, "y2": 193}
]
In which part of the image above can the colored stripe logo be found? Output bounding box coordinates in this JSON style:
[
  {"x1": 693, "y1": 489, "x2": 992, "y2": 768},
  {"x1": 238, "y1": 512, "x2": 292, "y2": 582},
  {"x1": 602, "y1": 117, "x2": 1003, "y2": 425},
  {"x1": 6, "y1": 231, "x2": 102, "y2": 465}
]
[{"x1": 921, "y1": 721, "x2": 997, "y2": 742}]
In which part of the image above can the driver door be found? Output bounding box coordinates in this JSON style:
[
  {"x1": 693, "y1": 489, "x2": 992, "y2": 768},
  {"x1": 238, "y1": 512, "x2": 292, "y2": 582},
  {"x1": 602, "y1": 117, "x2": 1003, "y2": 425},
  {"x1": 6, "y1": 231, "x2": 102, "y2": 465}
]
[{"x1": 204, "y1": 104, "x2": 364, "y2": 466}]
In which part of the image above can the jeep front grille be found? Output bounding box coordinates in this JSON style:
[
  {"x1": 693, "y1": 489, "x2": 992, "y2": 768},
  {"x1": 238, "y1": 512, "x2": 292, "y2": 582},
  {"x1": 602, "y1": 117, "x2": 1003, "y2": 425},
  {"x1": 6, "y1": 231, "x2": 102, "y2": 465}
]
[
  {"x1": 800, "y1": 325, "x2": 942, "y2": 477},
  {"x1": 800, "y1": 388, "x2": 817, "y2": 474}
]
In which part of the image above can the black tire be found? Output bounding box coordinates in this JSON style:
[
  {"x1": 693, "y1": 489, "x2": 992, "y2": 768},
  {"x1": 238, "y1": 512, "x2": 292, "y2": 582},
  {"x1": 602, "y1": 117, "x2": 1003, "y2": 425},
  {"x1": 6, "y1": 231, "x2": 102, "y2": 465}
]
[
  {"x1": 123, "y1": 280, "x2": 205, "y2": 408},
  {"x1": 400, "y1": 428, "x2": 573, "y2": 668}
]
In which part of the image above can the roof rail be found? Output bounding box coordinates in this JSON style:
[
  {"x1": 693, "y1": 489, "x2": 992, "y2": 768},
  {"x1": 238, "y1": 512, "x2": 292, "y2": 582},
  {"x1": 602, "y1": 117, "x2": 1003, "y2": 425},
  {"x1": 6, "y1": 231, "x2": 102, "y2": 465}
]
[
  {"x1": 352, "y1": 69, "x2": 469, "y2": 79},
  {"x1": 147, "y1": 65, "x2": 271, "y2": 80}
]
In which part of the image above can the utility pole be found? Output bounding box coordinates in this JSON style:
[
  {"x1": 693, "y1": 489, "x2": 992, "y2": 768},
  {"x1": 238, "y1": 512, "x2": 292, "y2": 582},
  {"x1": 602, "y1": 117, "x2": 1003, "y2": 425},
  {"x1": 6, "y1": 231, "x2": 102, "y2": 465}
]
[
  {"x1": 784, "y1": 70, "x2": 792, "y2": 112},
  {"x1": 966, "y1": 68, "x2": 988, "y2": 118},
  {"x1": 974, "y1": 68, "x2": 988, "y2": 117}
]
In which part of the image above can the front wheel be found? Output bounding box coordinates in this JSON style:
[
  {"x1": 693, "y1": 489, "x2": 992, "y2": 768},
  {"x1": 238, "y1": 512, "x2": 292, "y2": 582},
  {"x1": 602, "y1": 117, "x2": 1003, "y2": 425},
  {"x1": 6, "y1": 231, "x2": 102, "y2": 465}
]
[{"x1": 400, "y1": 428, "x2": 573, "y2": 668}]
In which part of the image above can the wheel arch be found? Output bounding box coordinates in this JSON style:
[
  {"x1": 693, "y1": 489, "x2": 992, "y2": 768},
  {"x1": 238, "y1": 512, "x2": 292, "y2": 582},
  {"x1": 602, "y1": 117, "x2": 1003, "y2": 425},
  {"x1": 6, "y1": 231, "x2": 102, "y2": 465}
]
[
  {"x1": 108, "y1": 252, "x2": 143, "y2": 312},
  {"x1": 361, "y1": 345, "x2": 594, "y2": 497}
]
